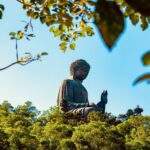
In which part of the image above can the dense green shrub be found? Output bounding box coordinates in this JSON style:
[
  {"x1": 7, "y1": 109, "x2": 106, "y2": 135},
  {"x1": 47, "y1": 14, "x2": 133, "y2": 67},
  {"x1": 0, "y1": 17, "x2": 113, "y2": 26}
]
[{"x1": 0, "y1": 101, "x2": 149, "y2": 150}]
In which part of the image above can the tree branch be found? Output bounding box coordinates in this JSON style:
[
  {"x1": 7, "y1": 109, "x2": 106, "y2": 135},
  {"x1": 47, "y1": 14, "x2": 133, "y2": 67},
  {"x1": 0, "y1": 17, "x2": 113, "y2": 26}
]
[
  {"x1": 0, "y1": 57, "x2": 39, "y2": 71},
  {"x1": 0, "y1": 62, "x2": 18, "y2": 71}
]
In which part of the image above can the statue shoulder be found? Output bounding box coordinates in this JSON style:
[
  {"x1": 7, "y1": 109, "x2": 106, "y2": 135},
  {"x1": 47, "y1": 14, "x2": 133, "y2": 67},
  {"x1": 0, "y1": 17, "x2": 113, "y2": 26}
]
[{"x1": 61, "y1": 79, "x2": 74, "y2": 86}]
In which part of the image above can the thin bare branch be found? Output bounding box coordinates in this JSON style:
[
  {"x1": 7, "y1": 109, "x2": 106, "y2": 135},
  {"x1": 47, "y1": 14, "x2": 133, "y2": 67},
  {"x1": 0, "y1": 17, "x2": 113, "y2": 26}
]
[
  {"x1": 15, "y1": 39, "x2": 19, "y2": 61},
  {"x1": 0, "y1": 62, "x2": 18, "y2": 71},
  {"x1": 0, "y1": 57, "x2": 39, "y2": 71}
]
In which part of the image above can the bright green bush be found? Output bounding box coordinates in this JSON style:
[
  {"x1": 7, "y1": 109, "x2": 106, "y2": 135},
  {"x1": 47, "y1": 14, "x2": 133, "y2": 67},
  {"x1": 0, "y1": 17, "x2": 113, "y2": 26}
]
[{"x1": 0, "y1": 101, "x2": 149, "y2": 150}]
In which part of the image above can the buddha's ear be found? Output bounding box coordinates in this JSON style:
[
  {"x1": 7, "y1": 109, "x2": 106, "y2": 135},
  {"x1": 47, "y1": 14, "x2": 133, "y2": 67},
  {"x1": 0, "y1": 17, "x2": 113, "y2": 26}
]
[
  {"x1": 70, "y1": 75, "x2": 73, "y2": 79},
  {"x1": 73, "y1": 73, "x2": 77, "y2": 80}
]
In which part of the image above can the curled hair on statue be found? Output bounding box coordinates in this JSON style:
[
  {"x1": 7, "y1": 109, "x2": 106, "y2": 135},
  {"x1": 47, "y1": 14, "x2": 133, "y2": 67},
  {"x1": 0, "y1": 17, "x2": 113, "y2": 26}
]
[{"x1": 70, "y1": 59, "x2": 90, "y2": 79}]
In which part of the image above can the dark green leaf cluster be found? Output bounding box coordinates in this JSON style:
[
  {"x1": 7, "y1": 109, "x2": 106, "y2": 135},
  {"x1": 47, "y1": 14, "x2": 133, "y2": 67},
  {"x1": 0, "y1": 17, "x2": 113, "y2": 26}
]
[
  {"x1": 116, "y1": 0, "x2": 150, "y2": 31},
  {"x1": 0, "y1": 101, "x2": 149, "y2": 150},
  {"x1": 0, "y1": 4, "x2": 4, "y2": 20},
  {"x1": 18, "y1": 0, "x2": 95, "y2": 51},
  {"x1": 15, "y1": 0, "x2": 150, "y2": 50},
  {"x1": 95, "y1": 0, "x2": 124, "y2": 49},
  {"x1": 134, "y1": 51, "x2": 150, "y2": 85},
  {"x1": 118, "y1": 105, "x2": 143, "y2": 121},
  {"x1": 9, "y1": 30, "x2": 35, "y2": 41}
]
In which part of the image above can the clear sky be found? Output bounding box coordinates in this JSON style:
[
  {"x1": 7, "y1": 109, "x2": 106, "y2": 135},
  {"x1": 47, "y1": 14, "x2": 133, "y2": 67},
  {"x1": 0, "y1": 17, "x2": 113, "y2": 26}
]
[{"x1": 0, "y1": 0, "x2": 150, "y2": 116}]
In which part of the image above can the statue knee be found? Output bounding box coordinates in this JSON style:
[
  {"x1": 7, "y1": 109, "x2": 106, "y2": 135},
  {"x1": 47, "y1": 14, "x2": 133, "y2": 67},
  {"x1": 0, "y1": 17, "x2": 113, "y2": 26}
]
[{"x1": 84, "y1": 107, "x2": 97, "y2": 116}]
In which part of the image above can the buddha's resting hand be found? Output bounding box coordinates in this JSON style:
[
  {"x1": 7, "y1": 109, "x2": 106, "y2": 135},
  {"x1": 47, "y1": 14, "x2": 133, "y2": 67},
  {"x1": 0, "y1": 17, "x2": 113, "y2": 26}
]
[
  {"x1": 88, "y1": 102, "x2": 96, "y2": 107},
  {"x1": 60, "y1": 100, "x2": 68, "y2": 112}
]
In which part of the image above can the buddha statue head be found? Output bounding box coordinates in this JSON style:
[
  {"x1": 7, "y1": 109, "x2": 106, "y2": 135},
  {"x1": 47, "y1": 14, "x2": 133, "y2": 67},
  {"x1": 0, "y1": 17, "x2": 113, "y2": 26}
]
[{"x1": 70, "y1": 59, "x2": 90, "y2": 81}]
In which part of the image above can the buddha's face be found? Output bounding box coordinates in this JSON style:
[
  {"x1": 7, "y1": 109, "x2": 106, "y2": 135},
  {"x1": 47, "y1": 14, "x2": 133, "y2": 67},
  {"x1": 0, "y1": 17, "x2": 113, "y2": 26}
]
[{"x1": 75, "y1": 67, "x2": 90, "y2": 81}]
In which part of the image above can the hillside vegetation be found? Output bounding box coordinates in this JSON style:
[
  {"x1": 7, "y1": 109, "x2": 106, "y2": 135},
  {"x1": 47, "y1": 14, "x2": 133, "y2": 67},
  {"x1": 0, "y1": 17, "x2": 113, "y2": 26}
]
[{"x1": 0, "y1": 101, "x2": 149, "y2": 150}]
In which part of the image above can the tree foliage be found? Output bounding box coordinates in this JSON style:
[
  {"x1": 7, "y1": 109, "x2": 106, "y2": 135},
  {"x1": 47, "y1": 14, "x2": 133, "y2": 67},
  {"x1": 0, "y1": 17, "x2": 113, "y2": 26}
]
[
  {"x1": 0, "y1": 0, "x2": 150, "y2": 84},
  {"x1": 0, "y1": 101, "x2": 149, "y2": 150},
  {"x1": 14, "y1": 0, "x2": 150, "y2": 50}
]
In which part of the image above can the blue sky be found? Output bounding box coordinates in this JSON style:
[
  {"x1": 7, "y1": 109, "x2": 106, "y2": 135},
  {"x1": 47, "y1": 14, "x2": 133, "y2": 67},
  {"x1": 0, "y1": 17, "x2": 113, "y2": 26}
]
[{"x1": 0, "y1": 0, "x2": 150, "y2": 116}]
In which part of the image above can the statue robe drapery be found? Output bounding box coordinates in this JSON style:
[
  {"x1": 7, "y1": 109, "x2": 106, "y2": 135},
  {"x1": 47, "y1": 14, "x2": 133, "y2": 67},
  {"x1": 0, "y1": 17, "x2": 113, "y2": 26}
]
[{"x1": 57, "y1": 79, "x2": 96, "y2": 116}]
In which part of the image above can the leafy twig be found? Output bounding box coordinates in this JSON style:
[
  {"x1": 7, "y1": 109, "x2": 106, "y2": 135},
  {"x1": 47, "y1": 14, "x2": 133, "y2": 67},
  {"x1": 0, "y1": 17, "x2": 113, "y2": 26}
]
[{"x1": 0, "y1": 20, "x2": 48, "y2": 71}]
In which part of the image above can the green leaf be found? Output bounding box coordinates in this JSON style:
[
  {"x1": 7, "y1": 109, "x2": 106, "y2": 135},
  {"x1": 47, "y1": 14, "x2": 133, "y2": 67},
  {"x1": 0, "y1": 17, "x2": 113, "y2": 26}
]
[
  {"x1": 0, "y1": 4, "x2": 4, "y2": 19},
  {"x1": 130, "y1": 13, "x2": 140, "y2": 25},
  {"x1": 54, "y1": 29, "x2": 62, "y2": 37},
  {"x1": 37, "y1": 53, "x2": 41, "y2": 59},
  {"x1": 49, "y1": 26, "x2": 55, "y2": 32},
  {"x1": 17, "y1": 31, "x2": 24, "y2": 39},
  {"x1": 33, "y1": 12, "x2": 39, "y2": 19},
  {"x1": 80, "y1": 31, "x2": 86, "y2": 37},
  {"x1": 60, "y1": 34, "x2": 69, "y2": 42},
  {"x1": 0, "y1": 4, "x2": 5, "y2": 11},
  {"x1": 27, "y1": 9, "x2": 34, "y2": 17},
  {"x1": 25, "y1": 52, "x2": 31, "y2": 55},
  {"x1": 95, "y1": 0, "x2": 124, "y2": 49},
  {"x1": 115, "y1": 0, "x2": 124, "y2": 2},
  {"x1": 42, "y1": 7, "x2": 50, "y2": 15},
  {"x1": 10, "y1": 37, "x2": 15, "y2": 40},
  {"x1": 126, "y1": 0, "x2": 150, "y2": 16},
  {"x1": 9, "y1": 32, "x2": 16, "y2": 39},
  {"x1": 142, "y1": 51, "x2": 150, "y2": 66},
  {"x1": 87, "y1": 0, "x2": 96, "y2": 6},
  {"x1": 70, "y1": 43, "x2": 76, "y2": 50},
  {"x1": 133, "y1": 73, "x2": 150, "y2": 85},
  {"x1": 40, "y1": 16, "x2": 46, "y2": 24},
  {"x1": 0, "y1": 11, "x2": 3, "y2": 19},
  {"x1": 59, "y1": 42, "x2": 67, "y2": 52},
  {"x1": 124, "y1": 5, "x2": 134, "y2": 17},
  {"x1": 86, "y1": 26, "x2": 94, "y2": 36},
  {"x1": 59, "y1": 24, "x2": 67, "y2": 32},
  {"x1": 28, "y1": 34, "x2": 35, "y2": 37},
  {"x1": 73, "y1": 33, "x2": 78, "y2": 41},
  {"x1": 37, "y1": 0, "x2": 46, "y2": 5},
  {"x1": 41, "y1": 52, "x2": 48, "y2": 56},
  {"x1": 141, "y1": 17, "x2": 148, "y2": 30},
  {"x1": 9, "y1": 32, "x2": 16, "y2": 36}
]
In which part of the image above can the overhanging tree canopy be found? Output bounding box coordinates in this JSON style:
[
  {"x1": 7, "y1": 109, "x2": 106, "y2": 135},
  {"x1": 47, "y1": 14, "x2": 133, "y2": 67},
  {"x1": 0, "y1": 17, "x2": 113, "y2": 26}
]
[{"x1": 0, "y1": 0, "x2": 150, "y2": 84}]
